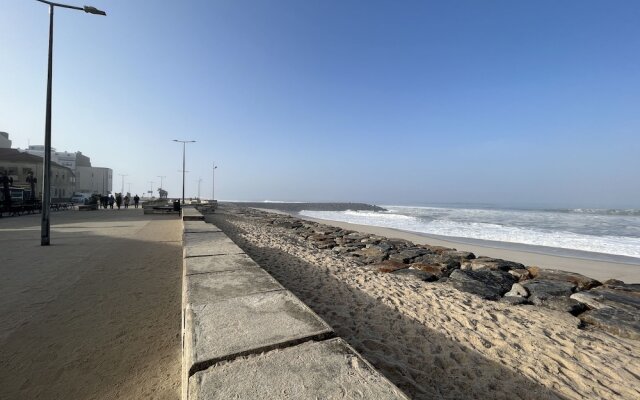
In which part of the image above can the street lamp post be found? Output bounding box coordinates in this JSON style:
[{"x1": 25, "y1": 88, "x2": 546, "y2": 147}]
[
  {"x1": 118, "y1": 174, "x2": 128, "y2": 195},
  {"x1": 148, "y1": 181, "x2": 155, "y2": 198},
  {"x1": 157, "y1": 175, "x2": 166, "y2": 190},
  {"x1": 36, "y1": 0, "x2": 106, "y2": 246},
  {"x1": 173, "y1": 139, "x2": 195, "y2": 205},
  {"x1": 196, "y1": 178, "x2": 202, "y2": 200},
  {"x1": 212, "y1": 162, "x2": 218, "y2": 201}
]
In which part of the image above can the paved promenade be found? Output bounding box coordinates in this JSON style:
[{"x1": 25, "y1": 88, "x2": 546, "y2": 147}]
[{"x1": 0, "y1": 209, "x2": 182, "y2": 399}]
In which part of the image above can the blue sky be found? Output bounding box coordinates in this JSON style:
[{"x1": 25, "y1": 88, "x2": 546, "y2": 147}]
[{"x1": 1, "y1": 0, "x2": 639, "y2": 207}]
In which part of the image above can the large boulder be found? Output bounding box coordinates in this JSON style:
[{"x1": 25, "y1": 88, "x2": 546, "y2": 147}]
[
  {"x1": 572, "y1": 286, "x2": 640, "y2": 312},
  {"x1": 504, "y1": 283, "x2": 529, "y2": 298},
  {"x1": 351, "y1": 246, "x2": 389, "y2": 264},
  {"x1": 448, "y1": 269, "x2": 517, "y2": 300},
  {"x1": 579, "y1": 308, "x2": 640, "y2": 340},
  {"x1": 374, "y1": 260, "x2": 408, "y2": 273},
  {"x1": 521, "y1": 279, "x2": 576, "y2": 302},
  {"x1": 410, "y1": 262, "x2": 454, "y2": 278},
  {"x1": 391, "y1": 267, "x2": 438, "y2": 282},
  {"x1": 527, "y1": 267, "x2": 601, "y2": 291},
  {"x1": 414, "y1": 254, "x2": 461, "y2": 269},
  {"x1": 388, "y1": 248, "x2": 430, "y2": 264},
  {"x1": 532, "y1": 296, "x2": 587, "y2": 315},
  {"x1": 461, "y1": 257, "x2": 525, "y2": 272}
]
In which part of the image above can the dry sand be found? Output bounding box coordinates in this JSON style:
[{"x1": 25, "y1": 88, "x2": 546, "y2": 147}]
[
  {"x1": 0, "y1": 210, "x2": 182, "y2": 400},
  {"x1": 209, "y1": 207, "x2": 640, "y2": 400}
]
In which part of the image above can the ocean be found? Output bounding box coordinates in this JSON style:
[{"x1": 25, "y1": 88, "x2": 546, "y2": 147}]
[{"x1": 299, "y1": 205, "x2": 640, "y2": 260}]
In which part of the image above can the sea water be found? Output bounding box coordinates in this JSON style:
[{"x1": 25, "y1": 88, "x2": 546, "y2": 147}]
[{"x1": 299, "y1": 206, "x2": 640, "y2": 259}]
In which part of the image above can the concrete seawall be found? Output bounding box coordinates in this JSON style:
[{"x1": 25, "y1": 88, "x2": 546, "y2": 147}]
[{"x1": 180, "y1": 207, "x2": 409, "y2": 399}]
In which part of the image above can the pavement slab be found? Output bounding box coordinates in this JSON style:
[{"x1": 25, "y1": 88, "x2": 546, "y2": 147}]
[
  {"x1": 184, "y1": 254, "x2": 260, "y2": 275},
  {"x1": 183, "y1": 290, "x2": 334, "y2": 375},
  {"x1": 183, "y1": 221, "x2": 222, "y2": 233},
  {"x1": 183, "y1": 232, "x2": 244, "y2": 257},
  {"x1": 183, "y1": 268, "x2": 284, "y2": 307},
  {"x1": 182, "y1": 208, "x2": 205, "y2": 221},
  {"x1": 188, "y1": 338, "x2": 409, "y2": 400}
]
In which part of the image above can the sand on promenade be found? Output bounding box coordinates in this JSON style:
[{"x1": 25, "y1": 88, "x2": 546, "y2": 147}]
[
  {"x1": 0, "y1": 209, "x2": 182, "y2": 400},
  {"x1": 210, "y1": 207, "x2": 640, "y2": 400}
]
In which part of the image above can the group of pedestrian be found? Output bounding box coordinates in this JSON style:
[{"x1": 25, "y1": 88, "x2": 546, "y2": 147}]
[{"x1": 98, "y1": 193, "x2": 140, "y2": 209}]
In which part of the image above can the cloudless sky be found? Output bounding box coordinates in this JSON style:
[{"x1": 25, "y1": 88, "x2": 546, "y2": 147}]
[{"x1": 1, "y1": 0, "x2": 639, "y2": 208}]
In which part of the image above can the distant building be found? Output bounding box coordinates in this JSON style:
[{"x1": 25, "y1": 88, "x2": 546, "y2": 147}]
[
  {"x1": 0, "y1": 132, "x2": 11, "y2": 148},
  {"x1": 0, "y1": 148, "x2": 75, "y2": 201},
  {"x1": 75, "y1": 166, "x2": 112, "y2": 194},
  {"x1": 24, "y1": 145, "x2": 112, "y2": 195}
]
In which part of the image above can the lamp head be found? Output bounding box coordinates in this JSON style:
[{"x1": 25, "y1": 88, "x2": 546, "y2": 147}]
[{"x1": 83, "y1": 6, "x2": 106, "y2": 16}]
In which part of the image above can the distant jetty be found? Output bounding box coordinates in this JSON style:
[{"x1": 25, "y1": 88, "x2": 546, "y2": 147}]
[{"x1": 225, "y1": 202, "x2": 386, "y2": 213}]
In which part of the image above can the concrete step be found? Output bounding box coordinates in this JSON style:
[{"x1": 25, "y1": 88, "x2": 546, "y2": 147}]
[{"x1": 188, "y1": 337, "x2": 410, "y2": 400}]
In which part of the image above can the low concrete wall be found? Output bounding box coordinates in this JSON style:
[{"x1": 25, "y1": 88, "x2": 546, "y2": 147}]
[{"x1": 180, "y1": 211, "x2": 408, "y2": 399}]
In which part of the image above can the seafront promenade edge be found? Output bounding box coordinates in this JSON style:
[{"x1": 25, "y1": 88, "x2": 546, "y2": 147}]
[{"x1": 180, "y1": 207, "x2": 409, "y2": 399}]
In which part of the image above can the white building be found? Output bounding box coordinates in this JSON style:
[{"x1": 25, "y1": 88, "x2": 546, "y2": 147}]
[
  {"x1": 75, "y1": 166, "x2": 112, "y2": 194},
  {"x1": 24, "y1": 144, "x2": 112, "y2": 194},
  {"x1": 0, "y1": 132, "x2": 11, "y2": 148}
]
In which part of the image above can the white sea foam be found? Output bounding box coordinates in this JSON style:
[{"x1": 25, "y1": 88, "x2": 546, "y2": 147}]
[{"x1": 299, "y1": 207, "x2": 640, "y2": 258}]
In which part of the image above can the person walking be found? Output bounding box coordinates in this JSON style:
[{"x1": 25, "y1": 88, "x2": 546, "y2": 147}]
[
  {"x1": 134, "y1": 194, "x2": 140, "y2": 208},
  {"x1": 109, "y1": 194, "x2": 114, "y2": 209},
  {"x1": 124, "y1": 195, "x2": 130, "y2": 209},
  {"x1": 115, "y1": 193, "x2": 122, "y2": 210}
]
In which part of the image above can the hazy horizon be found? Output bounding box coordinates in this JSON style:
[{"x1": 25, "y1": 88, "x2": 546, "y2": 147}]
[{"x1": 2, "y1": 1, "x2": 639, "y2": 209}]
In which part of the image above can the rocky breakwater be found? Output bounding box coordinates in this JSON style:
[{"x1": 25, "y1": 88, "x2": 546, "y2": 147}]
[{"x1": 240, "y1": 207, "x2": 640, "y2": 341}]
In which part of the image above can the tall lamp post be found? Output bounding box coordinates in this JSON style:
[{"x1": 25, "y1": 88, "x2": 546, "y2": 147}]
[
  {"x1": 148, "y1": 181, "x2": 155, "y2": 198},
  {"x1": 212, "y1": 162, "x2": 218, "y2": 201},
  {"x1": 118, "y1": 174, "x2": 128, "y2": 195},
  {"x1": 173, "y1": 139, "x2": 195, "y2": 205},
  {"x1": 157, "y1": 175, "x2": 166, "y2": 190},
  {"x1": 36, "y1": 0, "x2": 106, "y2": 246}
]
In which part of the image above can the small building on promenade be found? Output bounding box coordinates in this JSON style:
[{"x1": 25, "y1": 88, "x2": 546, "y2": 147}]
[{"x1": 0, "y1": 148, "x2": 75, "y2": 201}]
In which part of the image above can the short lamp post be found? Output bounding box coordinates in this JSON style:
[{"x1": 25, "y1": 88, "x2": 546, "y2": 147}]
[
  {"x1": 173, "y1": 139, "x2": 195, "y2": 205},
  {"x1": 36, "y1": 0, "x2": 106, "y2": 246}
]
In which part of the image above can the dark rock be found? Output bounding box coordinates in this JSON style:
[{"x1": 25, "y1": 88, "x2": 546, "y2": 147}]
[
  {"x1": 527, "y1": 266, "x2": 601, "y2": 291},
  {"x1": 461, "y1": 257, "x2": 525, "y2": 272},
  {"x1": 586, "y1": 287, "x2": 640, "y2": 310},
  {"x1": 448, "y1": 269, "x2": 518, "y2": 300},
  {"x1": 315, "y1": 241, "x2": 336, "y2": 250},
  {"x1": 579, "y1": 308, "x2": 640, "y2": 340},
  {"x1": 374, "y1": 260, "x2": 408, "y2": 273},
  {"x1": 423, "y1": 245, "x2": 454, "y2": 254},
  {"x1": 351, "y1": 246, "x2": 388, "y2": 264},
  {"x1": 533, "y1": 296, "x2": 587, "y2": 315},
  {"x1": 521, "y1": 279, "x2": 576, "y2": 302},
  {"x1": 500, "y1": 296, "x2": 532, "y2": 305},
  {"x1": 602, "y1": 280, "x2": 640, "y2": 292},
  {"x1": 414, "y1": 254, "x2": 461, "y2": 269},
  {"x1": 372, "y1": 241, "x2": 395, "y2": 253},
  {"x1": 508, "y1": 269, "x2": 532, "y2": 282},
  {"x1": 391, "y1": 268, "x2": 438, "y2": 282},
  {"x1": 388, "y1": 248, "x2": 430, "y2": 264},
  {"x1": 442, "y1": 250, "x2": 476, "y2": 260},
  {"x1": 410, "y1": 262, "x2": 450, "y2": 278}
]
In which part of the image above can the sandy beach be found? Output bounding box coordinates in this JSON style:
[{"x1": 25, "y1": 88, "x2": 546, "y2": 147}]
[{"x1": 209, "y1": 205, "x2": 640, "y2": 400}]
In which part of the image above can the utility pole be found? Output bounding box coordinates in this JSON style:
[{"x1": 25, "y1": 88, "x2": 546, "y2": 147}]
[
  {"x1": 157, "y1": 175, "x2": 166, "y2": 190},
  {"x1": 172, "y1": 139, "x2": 195, "y2": 204},
  {"x1": 148, "y1": 181, "x2": 154, "y2": 198},
  {"x1": 196, "y1": 178, "x2": 202, "y2": 200}
]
